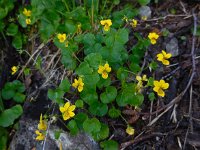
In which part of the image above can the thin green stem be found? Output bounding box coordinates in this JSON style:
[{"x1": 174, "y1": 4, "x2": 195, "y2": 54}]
[
  {"x1": 62, "y1": 0, "x2": 70, "y2": 12},
  {"x1": 124, "y1": 69, "x2": 136, "y2": 75},
  {"x1": 100, "y1": 0, "x2": 107, "y2": 15},
  {"x1": 0, "y1": 93, "x2": 4, "y2": 112},
  {"x1": 120, "y1": 114, "x2": 128, "y2": 124}
]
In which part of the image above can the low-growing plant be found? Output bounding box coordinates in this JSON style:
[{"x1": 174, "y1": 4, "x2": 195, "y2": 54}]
[{"x1": 0, "y1": 0, "x2": 172, "y2": 149}]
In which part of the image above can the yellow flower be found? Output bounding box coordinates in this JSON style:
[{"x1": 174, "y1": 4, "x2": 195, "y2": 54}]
[
  {"x1": 77, "y1": 23, "x2": 82, "y2": 33},
  {"x1": 98, "y1": 63, "x2": 111, "y2": 79},
  {"x1": 135, "y1": 75, "x2": 147, "y2": 93},
  {"x1": 157, "y1": 50, "x2": 172, "y2": 65},
  {"x1": 11, "y1": 66, "x2": 18, "y2": 75},
  {"x1": 136, "y1": 75, "x2": 147, "y2": 82},
  {"x1": 57, "y1": 33, "x2": 66, "y2": 43},
  {"x1": 59, "y1": 102, "x2": 76, "y2": 121},
  {"x1": 153, "y1": 80, "x2": 169, "y2": 97},
  {"x1": 65, "y1": 41, "x2": 69, "y2": 47},
  {"x1": 23, "y1": 8, "x2": 31, "y2": 17},
  {"x1": 35, "y1": 130, "x2": 45, "y2": 141},
  {"x1": 126, "y1": 125, "x2": 135, "y2": 135},
  {"x1": 38, "y1": 114, "x2": 47, "y2": 131},
  {"x1": 141, "y1": 16, "x2": 147, "y2": 21},
  {"x1": 72, "y1": 77, "x2": 84, "y2": 92},
  {"x1": 130, "y1": 19, "x2": 137, "y2": 28},
  {"x1": 26, "y1": 19, "x2": 31, "y2": 25},
  {"x1": 148, "y1": 32, "x2": 159, "y2": 45},
  {"x1": 100, "y1": 19, "x2": 112, "y2": 31},
  {"x1": 122, "y1": 16, "x2": 128, "y2": 22}
]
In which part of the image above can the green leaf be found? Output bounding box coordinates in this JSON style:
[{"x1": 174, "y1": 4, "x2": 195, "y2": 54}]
[
  {"x1": 54, "y1": 130, "x2": 61, "y2": 140},
  {"x1": 67, "y1": 120, "x2": 79, "y2": 135},
  {"x1": 148, "y1": 92, "x2": 155, "y2": 101},
  {"x1": 115, "y1": 28, "x2": 129, "y2": 45},
  {"x1": 108, "y1": 107, "x2": 121, "y2": 118},
  {"x1": 0, "y1": 20, "x2": 5, "y2": 32},
  {"x1": 64, "y1": 20, "x2": 76, "y2": 34},
  {"x1": 128, "y1": 93, "x2": 144, "y2": 107},
  {"x1": 84, "y1": 53, "x2": 102, "y2": 69},
  {"x1": 0, "y1": 127, "x2": 8, "y2": 150},
  {"x1": 147, "y1": 77, "x2": 154, "y2": 87},
  {"x1": 89, "y1": 101, "x2": 108, "y2": 117},
  {"x1": 100, "y1": 140, "x2": 119, "y2": 150},
  {"x1": 93, "y1": 123, "x2": 109, "y2": 141},
  {"x1": 1, "y1": 88, "x2": 15, "y2": 100},
  {"x1": 59, "y1": 79, "x2": 70, "y2": 92},
  {"x1": 61, "y1": 50, "x2": 77, "y2": 70},
  {"x1": 13, "y1": 93, "x2": 26, "y2": 103},
  {"x1": 97, "y1": 77, "x2": 111, "y2": 89},
  {"x1": 75, "y1": 100, "x2": 84, "y2": 108},
  {"x1": 12, "y1": 34, "x2": 22, "y2": 49},
  {"x1": 13, "y1": 80, "x2": 25, "y2": 93},
  {"x1": 100, "y1": 86, "x2": 117, "y2": 104},
  {"x1": 6, "y1": 23, "x2": 18, "y2": 36},
  {"x1": 0, "y1": 105, "x2": 23, "y2": 127},
  {"x1": 83, "y1": 118, "x2": 101, "y2": 134},
  {"x1": 0, "y1": 7, "x2": 8, "y2": 19},
  {"x1": 74, "y1": 112, "x2": 88, "y2": 129},
  {"x1": 149, "y1": 61, "x2": 158, "y2": 70},
  {"x1": 113, "y1": 0, "x2": 120, "y2": 5},
  {"x1": 83, "y1": 33, "x2": 95, "y2": 46},
  {"x1": 137, "y1": 0, "x2": 151, "y2": 5},
  {"x1": 47, "y1": 89, "x2": 64, "y2": 105},
  {"x1": 80, "y1": 90, "x2": 98, "y2": 105},
  {"x1": 84, "y1": 72, "x2": 100, "y2": 89},
  {"x1": 18, "y1": 14, "x2": 27, "y2": 28},
  {"x1": 76, "y1": 62, "x2": 93, "y2": 75},
  {"x1": 130, "y1": 63, "x2": 141, "y2": 73},
  {"x1": 117, "y1": 67, "x2": 128, "y2": 80}
]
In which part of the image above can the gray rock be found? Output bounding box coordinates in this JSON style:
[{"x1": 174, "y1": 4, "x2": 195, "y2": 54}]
[
  {"x1": 139, "y1": 6, "x2": 151, "y2": 19},
  {"x1": 166, "y1": 38, "x2": 179, "y2": 57},
  {"x1": 9, "y1": 118, "x2": 99, "y2": 150}
]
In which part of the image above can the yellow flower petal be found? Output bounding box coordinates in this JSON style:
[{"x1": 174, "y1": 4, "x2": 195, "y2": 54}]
[
  {"x1": 98, "y1": 65, "x2": 104, "y2": 74},
  {"x1": 153, "y1": 81, "x2": 160, "y2": 87},
  {"x1": 162, "y1": 59, "x2": 170, "y2": 65},
  {"x1": 136, "y1": 76, "x2": 142, "y2": 81},
  {"x1": 68, "y1": 105, "x2": 76, "y2": 112},
  {"x1": 126, "y1": 126, "x2": 135, "y2": 135},
  {"x1": 142, "y1": 75, "x2": 147, "y2": 81},
  {"x1": 165, "y1": 53, "x2": 172, "y2": 59},
  {"x1": 26, "y1": 19, "x2": 31, "y2": 25},
  {"x1": 59, "y1": 106, "x2": 66, "y2": 113},
  {"x1": 72, "y1": 79, "x2": 78, "y2": 88},
  {"x1": 104, "y1": 63, "x2": 111, "y2": 72},
  {"x1": 57, "y1": 33, "x2": 66, "y2": 43},
  {"x1": 157, "y1": 89, "x2": 165, "y2": 97},
  {"x1": 150, "y1": 39, "x2": 157, "y2": 44},
  {"x1": 69, "y1": 111, "x2": 75, "y2": 117},
  {"x1": 78, "y1": 85, "x2": 83, "y2": 92},
  {"x1": 104, "y1": 25, "x2": 110, "y2": 31},
  {"x1": 63, "y1": 113, "x2": 70, "y2": 121},
  {"x1": 102, "y1": 72, "x2": 108, "y2": 79},
  {"x1": 64, "y1": 102, "x2": 70, "y2": 110},
  {"x1": 153, "y1": 86, "x2": 159, "y2": 92}
]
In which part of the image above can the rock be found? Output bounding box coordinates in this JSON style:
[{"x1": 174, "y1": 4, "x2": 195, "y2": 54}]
[
  {"x1": 10, "y1": 118, "x2": 99, "y2": 150},
  {"x1": 139, "y1": 6, "x2": 151, "y2": 19},
  {"x1": 9, "y1": 90, "x2": 99, "y2": 150},
  {"x1": 166, "y1": 38, "x2": 179, "y2": 57}
]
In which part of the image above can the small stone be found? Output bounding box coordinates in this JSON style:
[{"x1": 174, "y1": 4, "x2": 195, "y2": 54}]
[
  {"x1": 166, "y1": 38, "x2": 179, "y2": 57},
  {"x1": 139, "y1": 6, "x2": 151, "y2": 19}
]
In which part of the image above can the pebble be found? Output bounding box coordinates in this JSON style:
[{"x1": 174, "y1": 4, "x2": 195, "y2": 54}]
[
  {"x1": 166, "y1": 38, "x2": 179, "y2": 57},
  {"x1": 139, "y1": 6, "x2": 152, "y2": 19}
]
